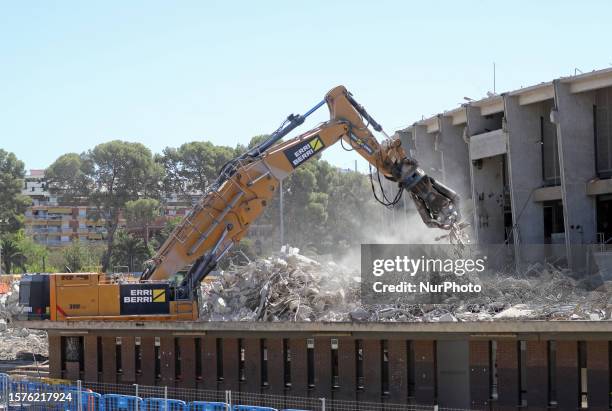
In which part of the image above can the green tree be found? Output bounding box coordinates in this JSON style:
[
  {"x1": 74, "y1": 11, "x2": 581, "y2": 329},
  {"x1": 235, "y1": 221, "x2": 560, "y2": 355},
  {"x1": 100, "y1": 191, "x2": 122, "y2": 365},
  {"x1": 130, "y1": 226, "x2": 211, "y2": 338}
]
[
  {"x1": 19, "y1": 236, "x2": 50, "y2": 272},
  {"x1": 111, "y1": 230, "x2": 153, "y2": 272},
  {"x1": 153, "y1": 216, "x2": 182, "y2": 249},
  {"x1": 0, "y1": 149, "x2": 30, "y2": 236},
  {"x1": 158, "y1": 141, "x2": 235, "y2": 196},
  {"x1": 45, "y1": 153, "x2": 93, "y2": 200},
  {"x1": 124, "y1": 198, "x2": 160, "y2": 247},
  {"x1": 62, "y1": 240, "x2": 90, "y2": 272},
  {"x1": 0, "y1": 236, "x2": 24, "y2": 274},
  {"x1": 47, "y1": 141, "x2": 164, "y2": 271}
]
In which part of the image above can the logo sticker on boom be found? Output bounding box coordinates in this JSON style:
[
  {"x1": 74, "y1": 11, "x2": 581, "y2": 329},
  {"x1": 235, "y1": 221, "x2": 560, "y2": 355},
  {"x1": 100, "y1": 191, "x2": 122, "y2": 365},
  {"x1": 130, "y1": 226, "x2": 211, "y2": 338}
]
[{"x1": 283, "y1": 135, "x2": 325, "y2": 168}]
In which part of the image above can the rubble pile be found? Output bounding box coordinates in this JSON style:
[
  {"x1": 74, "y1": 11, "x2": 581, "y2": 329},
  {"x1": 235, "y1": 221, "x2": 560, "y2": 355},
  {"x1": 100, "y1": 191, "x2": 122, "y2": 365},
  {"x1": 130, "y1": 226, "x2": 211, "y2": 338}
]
[
  {"x1": 201, "y1": 249, "x2": 612, "y2": 322},
  {"x1": 201, "y1": 249, "x2": 361, "y2": 321},
  {"x1": 0, "y1": 282, "x2": 48, "y2": 361}
]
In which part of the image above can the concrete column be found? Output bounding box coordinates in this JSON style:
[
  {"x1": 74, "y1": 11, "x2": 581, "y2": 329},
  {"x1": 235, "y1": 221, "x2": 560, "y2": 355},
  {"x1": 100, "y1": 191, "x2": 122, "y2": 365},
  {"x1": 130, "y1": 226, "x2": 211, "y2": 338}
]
[
  {"x1": 336, "y1": 337, "x2": 356, "y2": 401},
  {"x1": 120, "y1": 336, "x2": 136, "y2": 384},
  {"x1": 288, "y1": 338, "x2": 308, "y2": 397},
  {"x1": 387, "y1": 340, "x2": 408, "y2": 404},
  {"x1": 437, "y1": 340, "x2": 470, "y2": 408},
  {"x1": 266, "y1": 338, "x2": 285, "y2": 395},
  {"x1": 555, "y1": 341, "x2": 579, "y2": 411},
  {"x1": 159, "y1": 337, "x2": 175, "y2": 387},
  {"x1": 553, "y1": 81, "x2": 597, "y2": 262},
  {"x1": 525, "y1": 341, "x2": 548, "y2": 410},
  {"x1": 138, "y1": 336, "x2": 156, "y2": 386},
  {"x1": 586, "y1": 341, "x2": 610, "y2": 411},
  {"x1": 178, "y1": 337, "x2": 196, "y2": 388},
  {"x1": 222, "y1": 338, "x2": 240, "y2": 392},
  {"x1": 101, "y1": 336, "x2": 117, "y2": 383},
  {"x1": 314, "y1": 337, "x2": 332, "y2": 399},
  {"x1": 242, "y1": 338, "x2": 262, "y2": 394},
  {"x1": 496, "y1": 341, "x2": 519, "y2": 410},
  {"x1": 83, "y1": 335, "x2": 98, "y2": 382},
  {"x1": 438, "y1": 115, "x2": 472, "y2": 208},
  {"x1": 468, "y1": 341, "x2": 490, "y2": 409},
  {"x1": 504, "y1": 95, "x2": 546, "y2": 246},
  {"x1": 362, "y1": 339, "x2": 382, "y2": 402},
  {"x1": 48, "y1": 335, "x2": 62, "y2": 378},
  {"x1": 202, "y1": 337, "x2": 218, "y2": 390},
  {"x1": 413, "y1": 340, "x2": 435, "y2": 405},
  {"x1": 413, "y1": 125, "x2": 443, "y2": 180}
]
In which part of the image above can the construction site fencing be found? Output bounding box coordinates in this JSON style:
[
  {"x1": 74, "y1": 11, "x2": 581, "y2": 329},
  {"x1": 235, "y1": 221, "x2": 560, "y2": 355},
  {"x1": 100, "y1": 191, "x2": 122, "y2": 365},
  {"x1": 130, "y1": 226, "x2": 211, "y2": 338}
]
[{"x1": 0, "y1": 373, "x2": 477, "y2": 411}]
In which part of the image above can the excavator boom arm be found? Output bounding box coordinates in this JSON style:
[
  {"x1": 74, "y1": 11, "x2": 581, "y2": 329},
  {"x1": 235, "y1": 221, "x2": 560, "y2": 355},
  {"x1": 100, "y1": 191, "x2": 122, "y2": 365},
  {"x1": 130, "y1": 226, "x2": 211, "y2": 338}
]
[{"x1": 141, "y1": 86, "x2": 461, "y2": 290}]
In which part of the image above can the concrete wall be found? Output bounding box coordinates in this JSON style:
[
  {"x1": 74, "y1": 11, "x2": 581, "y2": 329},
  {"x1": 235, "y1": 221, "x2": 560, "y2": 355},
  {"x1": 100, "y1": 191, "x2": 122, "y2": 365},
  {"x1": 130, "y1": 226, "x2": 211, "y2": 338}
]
[
  {"x1": 438, "y1": 116, "x2": 472, "y2": 221},
  {"x1": 554, "y1": 81, "x2": 598, "y2": 264},
  {"x1": 471, "y1": 155, "x2": 507, "y2": 244},
  {"x1": 47, "y1": 332, "x2": 611, "y2": 410},
  {"x1": 413, "y1": 125, "x2": 443, "y2": 180},
  {"x1": 504, "y1": 96, "x2": 549, "y2": 246}
]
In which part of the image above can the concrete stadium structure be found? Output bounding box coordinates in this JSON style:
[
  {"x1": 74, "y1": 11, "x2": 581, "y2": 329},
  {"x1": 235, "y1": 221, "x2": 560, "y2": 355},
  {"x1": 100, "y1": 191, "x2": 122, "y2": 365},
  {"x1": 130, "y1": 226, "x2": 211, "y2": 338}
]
[{"x1": 397, "y1": 68, "x2": 612, "y2": 265}]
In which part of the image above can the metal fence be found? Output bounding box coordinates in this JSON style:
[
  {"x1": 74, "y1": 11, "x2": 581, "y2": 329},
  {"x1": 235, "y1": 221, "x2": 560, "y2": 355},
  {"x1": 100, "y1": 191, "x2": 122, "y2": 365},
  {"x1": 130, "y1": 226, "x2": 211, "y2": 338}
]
[{"x1": 0, "y1": 373, "x2": 474, "y2": 411}]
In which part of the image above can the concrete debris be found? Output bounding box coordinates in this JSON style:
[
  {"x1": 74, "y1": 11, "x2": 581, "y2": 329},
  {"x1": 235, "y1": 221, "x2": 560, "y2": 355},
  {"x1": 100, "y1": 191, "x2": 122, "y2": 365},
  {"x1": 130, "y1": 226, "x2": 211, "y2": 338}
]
[
  {"x1": 0, "y1": 281, "x2": 48, "y2": 361},
  {"x1": 201, "y1": 248, "x2": 612, "y2": 322}
]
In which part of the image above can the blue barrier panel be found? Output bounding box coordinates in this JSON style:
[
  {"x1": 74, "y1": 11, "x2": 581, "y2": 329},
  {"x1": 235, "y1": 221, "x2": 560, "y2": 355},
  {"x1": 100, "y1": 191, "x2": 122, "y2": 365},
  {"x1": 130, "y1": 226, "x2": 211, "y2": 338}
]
[
  {"x1": 143, "y1": 397, "x2": 188, "y2": 411},
  {"x1": 63, "y1": 389, "x2": 103, "y2": 411},
  {"x1": 233, "y1": 406, "x2": 278, "y2": 411},
  {"x1": 103, "y1": 393, "x2": 143, "y2": 411},
  {"x1": 0, "y1": 373, "x2": 8, "y2": 392},
  {"x1": 189, "y1": 401, "x2": 229, "y2": 411}
]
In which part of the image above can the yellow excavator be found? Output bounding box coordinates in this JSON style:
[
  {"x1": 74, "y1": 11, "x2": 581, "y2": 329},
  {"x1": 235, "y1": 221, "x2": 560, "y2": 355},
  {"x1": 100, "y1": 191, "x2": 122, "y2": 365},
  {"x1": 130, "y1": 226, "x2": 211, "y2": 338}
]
[{"x1": 19, "y1": 86, "x2": 461, "y2": 321}]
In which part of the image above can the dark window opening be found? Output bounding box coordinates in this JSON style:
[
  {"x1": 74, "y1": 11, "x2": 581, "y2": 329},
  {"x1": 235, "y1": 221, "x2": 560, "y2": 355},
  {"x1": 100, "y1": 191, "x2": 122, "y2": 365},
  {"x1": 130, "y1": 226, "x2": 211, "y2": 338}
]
[
  {"x1": 381, "y1": 340, "x2": 389, "y2": 395},
  {"x1": 283, "y1": 339, "x2": 291, "y2": 387},
  {"x1": 597, "y1": 195, "x2": 612, "y2": 244},
  {"x1": 216, "y1": 338, "x2": 224, "y2": 381},
  {"x1": 331, "y1": 339, "x2": 339, "y2": 389},
  {"x1": 307, "y1": 338, "x2": 315, "y2": 388},
  {"x1": 543, "y1": 200, "x2": 565, "y2": 244},
  {"x1": 261, "y1": 339, "x2": 268, "y2": 387},
  {"x1": 154, "y1": 339, "x2": 161, "y2": 380},
  {"x1": 195, "y1": 338, "x2": 202, "y2": 380},
  {"x1": 519, "y1": 341, "x2": 527, "y2": 407},
  {"x1": 175, "y1": 338, "x2": 181, "y2": 381},
  {"x1": 239, "y1": 339, "x2": 245, "y2": 382},
  {"x1": 356, "y1": 340, "x2": 364, "y2": 390},
  {"x1": 594, "y1": 90, "x2": 612, "y2": 178},
  {"x1": 548, "y1": 341, "x2": 557, "y2": 406},
  {"x1": 541, "y1": 114, "x2": 561, "y2": 186},
  {"x1": 579, "y1": 341, "x2": 587, "y2": 409},
  {"x1": 115, "y1": 337, "x2": 122, "y2": 374},
  {"x1": 489, "y1": 341, "x2": 498, "y2": 400},
  {"x1": 407, "y1": 341, "x2": 415, "y2": 398},
  {"x1": 135, "y1": 338, "x2": 142, "y2": 375},
  {"x1": 96, "y1": 337, "x2": 103, "y2": 375}
]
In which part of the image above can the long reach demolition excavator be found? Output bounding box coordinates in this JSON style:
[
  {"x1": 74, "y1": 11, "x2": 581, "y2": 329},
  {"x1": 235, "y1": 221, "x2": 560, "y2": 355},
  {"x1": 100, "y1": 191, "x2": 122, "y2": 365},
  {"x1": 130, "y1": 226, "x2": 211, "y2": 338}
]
[{"x1": 19, "y1": 86, "x2": 462, "y2": 321}]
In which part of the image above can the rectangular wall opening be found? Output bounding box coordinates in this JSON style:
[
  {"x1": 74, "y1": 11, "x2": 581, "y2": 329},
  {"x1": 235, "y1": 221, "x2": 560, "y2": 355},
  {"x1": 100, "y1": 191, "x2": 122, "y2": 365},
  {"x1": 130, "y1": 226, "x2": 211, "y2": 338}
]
[
  {"x1": 355, "y1": 340, "x2": 364, "y2": 391},
  {"x1": 283, "y1": 339, "x2": 291, "y2": 388},
  {"x1": 135, "y1": 337, "x2": 142, "y2": 375},
  {"x1": 548, "y1": 341, "x2": 557, "y2": 406},
  {"x1": 195, "y1": 338, "x2": 202, "y2": 381},
  {"x1": 543, "y1": 200, "x2": 565, "y2": 244},
  {"x1": 331, "y1": 339, "x2": 339, "y2": 389},
  {"x1": 261, "y1": 339, "x2": 268, "y2": 387},
  {"x1": 216, "y1": 338, "x2": 224, "y2": 382},
  {"x1": 307, "y1": 338, "x2": 314, "y2": 389},
  {"x1": 115, "y1": 337, "x2": 122, "y2": 374}
]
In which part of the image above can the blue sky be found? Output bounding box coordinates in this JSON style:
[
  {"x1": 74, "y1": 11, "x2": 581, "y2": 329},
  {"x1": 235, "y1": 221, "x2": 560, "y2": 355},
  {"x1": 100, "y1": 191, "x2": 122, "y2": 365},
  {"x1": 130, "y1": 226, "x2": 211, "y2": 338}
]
[{"x1": 1, "y1": 1, "x2": 611, "y2": 172}]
